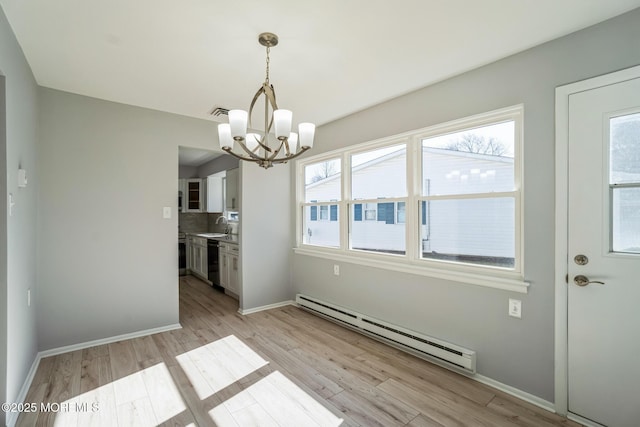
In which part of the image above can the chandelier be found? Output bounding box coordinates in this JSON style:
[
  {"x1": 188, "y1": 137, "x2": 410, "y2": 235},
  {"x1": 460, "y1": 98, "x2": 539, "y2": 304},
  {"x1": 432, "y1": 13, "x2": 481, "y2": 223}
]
[{"x1": 217, "y1": 32, "x2": 315, "y2": 169}]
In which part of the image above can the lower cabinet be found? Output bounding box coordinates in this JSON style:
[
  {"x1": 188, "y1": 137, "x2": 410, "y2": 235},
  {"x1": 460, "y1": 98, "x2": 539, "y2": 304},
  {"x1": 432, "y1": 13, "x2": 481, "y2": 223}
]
[
  {"x1": 187, "y1": 236, "x2": 208, "y2": 280},
  {"x1": 219, "y1": 242, "x2": 239, "y2": 297}
]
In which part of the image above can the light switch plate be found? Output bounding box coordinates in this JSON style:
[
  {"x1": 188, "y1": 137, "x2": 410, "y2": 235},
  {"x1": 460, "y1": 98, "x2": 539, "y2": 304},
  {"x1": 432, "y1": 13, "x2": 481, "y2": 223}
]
[{"x1": 163, "y1": 207, "x2": 172, "y2": 219}]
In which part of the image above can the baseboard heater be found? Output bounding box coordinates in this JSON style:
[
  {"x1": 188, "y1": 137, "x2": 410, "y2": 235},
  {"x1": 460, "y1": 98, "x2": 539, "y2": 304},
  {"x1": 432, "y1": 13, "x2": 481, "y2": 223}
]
[{"x1": 295, "y1": 294, "x2": 476, "y2": 373}]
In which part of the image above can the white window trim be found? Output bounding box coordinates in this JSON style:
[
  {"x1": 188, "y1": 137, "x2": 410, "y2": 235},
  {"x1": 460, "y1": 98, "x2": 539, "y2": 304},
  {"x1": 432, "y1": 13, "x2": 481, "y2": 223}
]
[{"x1": 295, "y1": 105, "x2": 528, "y2": 293}]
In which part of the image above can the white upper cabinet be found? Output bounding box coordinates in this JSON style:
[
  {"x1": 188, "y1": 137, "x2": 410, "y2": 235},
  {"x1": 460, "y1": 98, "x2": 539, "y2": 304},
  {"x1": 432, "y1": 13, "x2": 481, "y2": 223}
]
[{"x1": 207, "y1": 175, "x2": 224, "y2": 212}]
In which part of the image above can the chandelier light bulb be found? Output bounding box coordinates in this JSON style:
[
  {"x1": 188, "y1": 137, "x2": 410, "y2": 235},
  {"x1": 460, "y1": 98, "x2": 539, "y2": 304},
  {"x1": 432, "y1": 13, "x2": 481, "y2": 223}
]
[
  {"x1": 298, "y1": 123, "x2": 315, "y2": 149},
  {"x1": 217, "y1": 123, "x2": 233, "y2": 149},
  {"x1": 228, "y1": 110, "x2": 248, "y2": 139},
  {"x1": 287, "y1": 132, "x2": 298, "y2": 153},
  {"x1": 274, "y1": 109, "x2": 293, "y2": 139}
]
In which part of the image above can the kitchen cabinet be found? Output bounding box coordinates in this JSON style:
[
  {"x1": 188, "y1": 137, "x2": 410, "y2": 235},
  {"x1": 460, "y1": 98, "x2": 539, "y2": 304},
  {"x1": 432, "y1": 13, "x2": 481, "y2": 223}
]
[
  {"x1": 225, "y1": 168, "x2": 239, "y2": 211},
  {"x1": 206, "y1": 175, "x2": 224, "y2": 212},
  {"x1": 187, "y1": 236, "x2": 208, "y2": 280},
  {"x1": 185, "y1": 179, "x2": 204, "y2": 212},
  {"x1": 219, "y1": 241, "x2": 239, "y2": 297}
]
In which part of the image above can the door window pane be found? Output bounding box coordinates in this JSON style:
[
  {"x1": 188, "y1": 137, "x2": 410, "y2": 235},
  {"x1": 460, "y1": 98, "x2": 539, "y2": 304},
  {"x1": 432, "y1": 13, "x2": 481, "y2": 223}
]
[
  {"x1": 304, "y1": 159, "x2": 341, "y2": 202},
  {"x1": 421, "y1": 121, "x2": 515, "y2": 196},
  {"x1": 610, "y1": 113, "x2": 640, "y2": 184},
  {"x1": 420, "y1": 197, "x2": 515, "y2": 268},
  {"x1": 612, "y1": 187, "x2": 640, "y2": 254},
  {"x1": 610, "y1": 112, "x2": 640, "y2": 254},
  {"x1": 352, "y1": 145, "x2": 406, "y2": 199}
]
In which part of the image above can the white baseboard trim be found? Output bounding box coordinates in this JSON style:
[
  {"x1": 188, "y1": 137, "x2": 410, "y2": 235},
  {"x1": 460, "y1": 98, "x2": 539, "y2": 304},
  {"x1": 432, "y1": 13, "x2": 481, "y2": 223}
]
[
  {"x1": 238, "y1": 300, "x2": 295, "y2": 315},
  {"x1": 7, "y1": 323, "x2": 182, "y2": 427},
  {"x1": 471, "y1": 373, "x2": 556, "y2": 413},
  {"x1": 38, "y1": 323, "x2": 183, "y2": 358}
]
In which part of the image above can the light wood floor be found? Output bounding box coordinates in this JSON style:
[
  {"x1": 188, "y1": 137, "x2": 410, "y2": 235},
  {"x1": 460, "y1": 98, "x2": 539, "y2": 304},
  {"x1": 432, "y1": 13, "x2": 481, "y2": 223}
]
[{"x1": 17, "y1": 275, "x2": 580, "y2": 427}]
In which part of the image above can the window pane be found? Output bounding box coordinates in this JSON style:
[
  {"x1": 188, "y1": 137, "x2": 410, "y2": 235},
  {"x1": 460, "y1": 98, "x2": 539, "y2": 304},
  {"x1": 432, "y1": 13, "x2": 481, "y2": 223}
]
[
  {"x1": 303, "y1": 206, "x2": 339, "y2": 248},
  {"x1": 421, "y1": 197, "x2": 515, "y2": 268},
  {"x1": 610, "y1": 112, "x2": 640, "y2": 184},
  {"x1": 612, "y1": 187, "x2": 640, "y2": 254},
  {"x1": 305, "y1": 159, "x2": 341, "y2": 202},
  {"x1": 397, "y1": 202, "x2": 406, "y2": 223},
  {"x1": 352, "y1": 145, "x2": 406, "y2": 199},
  {"x1": 350, "y1": 204, "x2": 405, "y2": 255},
  {"x1": 421, "y1": 121, "x2": 514, "y2": 196}
]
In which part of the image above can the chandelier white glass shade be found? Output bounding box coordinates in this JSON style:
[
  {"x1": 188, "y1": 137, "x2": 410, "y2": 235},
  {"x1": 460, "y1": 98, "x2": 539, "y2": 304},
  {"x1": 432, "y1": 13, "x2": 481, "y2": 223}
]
[{"x1": 217, "y1": 32, "x2": 315, "y2": 169}]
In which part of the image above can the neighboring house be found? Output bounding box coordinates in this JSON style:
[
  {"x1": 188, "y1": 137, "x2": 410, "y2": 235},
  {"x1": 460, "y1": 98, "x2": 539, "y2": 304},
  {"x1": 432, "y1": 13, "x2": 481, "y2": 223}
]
[{"x1": 305, "y1": 147, "x2": 515, "y2": 266}]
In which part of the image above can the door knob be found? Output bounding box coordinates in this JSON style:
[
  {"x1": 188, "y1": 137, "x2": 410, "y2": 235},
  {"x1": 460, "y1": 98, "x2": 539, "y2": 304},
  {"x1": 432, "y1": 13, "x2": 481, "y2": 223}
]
[{"x1": 573, "y1": 275, "x2": 605, "y2": 286}]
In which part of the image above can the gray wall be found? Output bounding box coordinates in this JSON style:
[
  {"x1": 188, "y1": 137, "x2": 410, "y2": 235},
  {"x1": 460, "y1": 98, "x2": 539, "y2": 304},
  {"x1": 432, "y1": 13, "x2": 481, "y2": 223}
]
[
  {"x1": 0, "y1": 5, "x2": 39, "y2": 423},
  {"x1": 37, "y1": 88, "x2": 218, "y2": 350},
  {"x1": 292, "y1": 8, "x2": 640, "y2": 402},
  {"x1": 197, "y1": 154, "x2": 239, "y2": 177},
  {"x1": 240, "y1": 162, "x2": 292, "y2": 310}
]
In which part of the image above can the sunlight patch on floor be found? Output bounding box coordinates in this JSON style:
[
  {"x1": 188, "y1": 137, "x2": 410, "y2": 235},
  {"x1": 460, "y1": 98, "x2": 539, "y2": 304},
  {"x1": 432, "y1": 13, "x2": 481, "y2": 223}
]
[
  {"x1": 176, "y1": 335, "x2": 269, "y2": 400},
  {"x1": 51, "y1": 335, "x2": 342, "y2": 426},
  {"x1": 210, "y1": 371, "x2": 343, "y2": 426},
  {"x1": 55, "y1": 363, "x2": 187, "y2": 426}
]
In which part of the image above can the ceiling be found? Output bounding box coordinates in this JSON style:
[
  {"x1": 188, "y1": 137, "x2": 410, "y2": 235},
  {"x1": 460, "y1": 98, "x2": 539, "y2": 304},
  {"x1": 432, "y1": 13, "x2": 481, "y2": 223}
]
[
  {"x1": 2, "y1": 0, "x2": 640, "y2": 131},
  {"x1": 178, "y1": 147, "x2": 221, "y2": 168}
]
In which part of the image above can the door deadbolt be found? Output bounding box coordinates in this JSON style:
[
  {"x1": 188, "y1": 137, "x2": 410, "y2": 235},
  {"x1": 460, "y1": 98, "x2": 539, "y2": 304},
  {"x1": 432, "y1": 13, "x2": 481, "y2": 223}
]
[{"x1": 574, "y1": 254, "x2": 589, "y2": 265}]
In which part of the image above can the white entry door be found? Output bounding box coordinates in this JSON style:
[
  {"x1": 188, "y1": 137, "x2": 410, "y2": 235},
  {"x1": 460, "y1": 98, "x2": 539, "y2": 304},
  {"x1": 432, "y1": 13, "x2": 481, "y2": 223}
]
[{"x1": 567, "y1": 74, "x2": 640, "y2": 426}]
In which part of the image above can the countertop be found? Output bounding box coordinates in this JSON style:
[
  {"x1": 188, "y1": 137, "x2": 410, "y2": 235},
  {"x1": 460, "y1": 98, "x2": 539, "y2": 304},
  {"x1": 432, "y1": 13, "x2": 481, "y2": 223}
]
[{"x1": 185, "y1": 232, "x2": 239, "y2": 244}]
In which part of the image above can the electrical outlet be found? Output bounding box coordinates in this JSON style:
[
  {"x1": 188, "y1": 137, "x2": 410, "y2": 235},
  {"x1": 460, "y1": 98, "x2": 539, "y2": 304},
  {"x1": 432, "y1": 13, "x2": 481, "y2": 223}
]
[
  {"x1": 509, "y1": 299, "x2": 521, "y2": 318},
  {"x1": 333, "y1": 264, "x2": 340, "y2": 276}
]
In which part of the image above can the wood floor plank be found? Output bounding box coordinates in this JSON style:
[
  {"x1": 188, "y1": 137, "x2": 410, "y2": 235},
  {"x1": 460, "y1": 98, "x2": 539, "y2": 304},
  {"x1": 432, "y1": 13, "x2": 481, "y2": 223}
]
[
  {"x1": 80, "y1": 354, "x2": 113, "y2": 394},
  {"x1": 16, "y1": 275, "x2": 580, "y2": 427},
  {"x1": 355, "y1": 350, "x2": 496, "y2": 407},
  {"x1": 131, "y1": 335, "x2": 163, "y2": 367},
  {"x1": 377, "y1": 377, "x2": 518, "y2": 427},
  {"x1": 486, "y1": 394, "x2": 582, "y2": 427},
  {"x1": 150, "y1": 332, "x2": 185, "y2": 366}
]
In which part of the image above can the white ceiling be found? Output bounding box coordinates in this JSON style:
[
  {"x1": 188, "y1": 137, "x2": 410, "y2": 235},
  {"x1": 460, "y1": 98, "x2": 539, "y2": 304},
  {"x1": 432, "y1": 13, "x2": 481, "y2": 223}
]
[{"x1": 2, "y1": 0, "x2": 640, "y2": 130}]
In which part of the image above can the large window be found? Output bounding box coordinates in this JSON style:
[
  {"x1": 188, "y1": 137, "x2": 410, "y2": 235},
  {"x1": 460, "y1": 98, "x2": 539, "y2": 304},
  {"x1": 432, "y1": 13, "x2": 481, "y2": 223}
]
[
  {"x1": 296, "y1": 106, "x2": 524, "y2": 286},
  {"x1": 420, "y1": 120, "x2": 516, "y2": 268}
]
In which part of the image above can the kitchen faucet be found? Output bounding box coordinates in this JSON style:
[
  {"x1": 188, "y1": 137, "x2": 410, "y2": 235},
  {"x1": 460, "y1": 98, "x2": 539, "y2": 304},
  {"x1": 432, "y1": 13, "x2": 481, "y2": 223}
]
[{"x1": 216, "y1": 215, "x2": 230, "y2": 234}]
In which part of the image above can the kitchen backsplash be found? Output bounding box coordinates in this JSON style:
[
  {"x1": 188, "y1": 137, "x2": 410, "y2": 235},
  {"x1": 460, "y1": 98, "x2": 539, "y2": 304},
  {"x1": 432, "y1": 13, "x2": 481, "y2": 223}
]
[{"x1": 179, "y1": 212, "x2": 230, "y2": 234}]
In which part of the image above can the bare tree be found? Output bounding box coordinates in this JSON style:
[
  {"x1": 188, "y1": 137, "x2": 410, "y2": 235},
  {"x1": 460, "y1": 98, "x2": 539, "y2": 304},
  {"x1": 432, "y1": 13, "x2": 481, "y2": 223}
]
[
  {"x1": 446, "y1": 134, "x2": 507, "y2": 156},
  {"x1": 310, "y1": 161, "x2": 337, "y2": 183}
]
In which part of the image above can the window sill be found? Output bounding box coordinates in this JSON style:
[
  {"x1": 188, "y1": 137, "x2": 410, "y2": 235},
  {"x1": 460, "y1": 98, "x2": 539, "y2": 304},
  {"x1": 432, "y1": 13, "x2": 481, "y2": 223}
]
[{"x1": 293, "y1": 247, "x2": 529, "y2": 294}]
